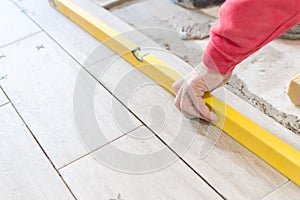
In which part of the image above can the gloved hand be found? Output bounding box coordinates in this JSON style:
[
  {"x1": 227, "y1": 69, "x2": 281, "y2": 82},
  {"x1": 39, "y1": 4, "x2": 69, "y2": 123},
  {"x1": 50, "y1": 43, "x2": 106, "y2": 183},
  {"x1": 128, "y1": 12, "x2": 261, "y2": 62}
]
[{"x1": 172, "y1": 64, "x2": 231, "y2": 122}]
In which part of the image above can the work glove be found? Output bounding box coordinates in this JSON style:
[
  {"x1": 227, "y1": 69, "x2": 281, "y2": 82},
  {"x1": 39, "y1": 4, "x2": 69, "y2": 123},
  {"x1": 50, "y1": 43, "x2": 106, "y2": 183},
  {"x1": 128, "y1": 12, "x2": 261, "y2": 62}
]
[{"x1": 172, "y1": 64, "x2": 231, "y2": 122}]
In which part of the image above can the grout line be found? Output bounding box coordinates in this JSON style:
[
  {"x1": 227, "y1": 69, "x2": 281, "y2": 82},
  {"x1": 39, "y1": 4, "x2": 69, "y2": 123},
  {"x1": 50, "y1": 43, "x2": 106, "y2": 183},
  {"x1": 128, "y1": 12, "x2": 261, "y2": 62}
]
[
  {"x1": 141, "y1": 124, "x2": 227, "y2": 199},
  {"x1": 9, "y1": 1, "x2": 226, "y2": 198},
  {"x1": 0, "y1": 86, "x2": 78, "y2": 200},
  {"x1": 0, "y1": 101, "x2": 10, "y2": 109},
  {"x1": 0, "y1": 31, "x2": 43, "y2": 50},
  {"x1": 58, "y1": 124, "x2": 143, "y2": 170},
  {"x1": 78, "y1": 66, "x2": 226, "y2": 199},
  {"x1": 260, "y1": 180, "x2": 290, "y2": 200},
  {"x1": 85, "y1": 53, "x2": 116, "y2": 69}
]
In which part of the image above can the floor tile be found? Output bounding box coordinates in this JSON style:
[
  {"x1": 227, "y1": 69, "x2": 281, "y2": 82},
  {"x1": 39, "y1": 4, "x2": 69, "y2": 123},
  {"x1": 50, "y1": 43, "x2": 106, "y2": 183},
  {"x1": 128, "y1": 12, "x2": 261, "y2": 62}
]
[
  {"x1": 12, "y1": 0, "x2": 149, "y2": 66},
  {"x1": 0, "y1": 88, "x2": 8, "y2": 107},
  {"x1": 0, "y1": 32, "x2": 141, "y2": 169},
  {"x1": 0, "y1": 104, "x2": 74, "y2": 200},
  {"x1": 0, "y1": 0, "x2": 40, "y2": 47},
  {"x1": 60, "y1": 126, "x2": 222, "y2": 200},
  {"x1": 263, "y1": 181, "x2": 300, "y2": 200}
]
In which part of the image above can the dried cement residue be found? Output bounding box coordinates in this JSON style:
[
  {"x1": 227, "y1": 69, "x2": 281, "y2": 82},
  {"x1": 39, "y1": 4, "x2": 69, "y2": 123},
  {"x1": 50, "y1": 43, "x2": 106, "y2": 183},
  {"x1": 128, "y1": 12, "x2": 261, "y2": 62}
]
[
  {"x1": 179, "y1": 22, "x2": 210, "y2": 40},
  {"x1": 227, "y1": 75, "x2": 300, "y2": 134}
]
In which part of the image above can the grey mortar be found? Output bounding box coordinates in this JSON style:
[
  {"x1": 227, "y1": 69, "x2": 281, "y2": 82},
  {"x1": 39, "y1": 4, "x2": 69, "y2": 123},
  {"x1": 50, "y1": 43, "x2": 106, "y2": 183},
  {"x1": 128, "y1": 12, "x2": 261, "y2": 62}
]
[{"x1": 226, "y1": 75, "x2": 300, "y2": 134}]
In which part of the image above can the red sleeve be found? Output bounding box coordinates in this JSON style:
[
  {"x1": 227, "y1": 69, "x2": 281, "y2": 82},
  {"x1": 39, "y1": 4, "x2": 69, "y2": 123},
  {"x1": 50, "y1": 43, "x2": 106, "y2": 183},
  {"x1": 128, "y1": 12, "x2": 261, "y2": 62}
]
[{"x1": 203, "y1": 0, "x2": 300, "y2": 74}]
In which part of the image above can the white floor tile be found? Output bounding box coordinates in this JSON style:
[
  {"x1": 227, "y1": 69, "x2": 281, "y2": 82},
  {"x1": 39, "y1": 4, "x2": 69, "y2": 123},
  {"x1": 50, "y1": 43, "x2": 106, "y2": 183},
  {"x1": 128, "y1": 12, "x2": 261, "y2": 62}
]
[
  {"x1": 0, "y1": 0, "x2": 40, "y2": 47},
  {"x1": 0, "y1": 88, "x2": 8, "y2": 107},
  {"x1": 0, "y1": 32, "x2": 141, "y2": 169},
  {"x1": 263, "y1": 181, "x2": 300, "y2": 200},
  {"x1": 12, "y1": 0, "x2": 148, "y2": 66},
  {"x1": 60, "y1": 126, "x2": 222, "y2": 200},
  {"x1": 0, "y1": 104, "x2": 74, "y2": 200}
]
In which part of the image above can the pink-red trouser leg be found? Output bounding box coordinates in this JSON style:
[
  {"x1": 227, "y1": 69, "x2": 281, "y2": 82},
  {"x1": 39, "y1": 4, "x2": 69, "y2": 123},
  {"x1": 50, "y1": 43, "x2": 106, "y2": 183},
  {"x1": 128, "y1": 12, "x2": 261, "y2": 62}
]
[{"x1": 203, "y1": 0, "x2": 300, "y2": 74}]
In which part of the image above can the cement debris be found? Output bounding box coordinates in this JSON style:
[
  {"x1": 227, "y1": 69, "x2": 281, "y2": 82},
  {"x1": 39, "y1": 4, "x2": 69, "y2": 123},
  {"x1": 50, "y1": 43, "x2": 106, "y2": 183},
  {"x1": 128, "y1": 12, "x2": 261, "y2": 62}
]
[{"x1": 227, "y1": 75, "x2": 300, "y2": 134}]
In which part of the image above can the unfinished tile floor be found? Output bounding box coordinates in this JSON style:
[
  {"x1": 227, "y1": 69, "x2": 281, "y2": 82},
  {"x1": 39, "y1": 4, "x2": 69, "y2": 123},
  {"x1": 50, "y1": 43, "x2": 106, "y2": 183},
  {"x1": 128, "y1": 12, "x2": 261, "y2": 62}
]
[{"x1": 0, "y1": 0, "x2": 299, "y2": 199}]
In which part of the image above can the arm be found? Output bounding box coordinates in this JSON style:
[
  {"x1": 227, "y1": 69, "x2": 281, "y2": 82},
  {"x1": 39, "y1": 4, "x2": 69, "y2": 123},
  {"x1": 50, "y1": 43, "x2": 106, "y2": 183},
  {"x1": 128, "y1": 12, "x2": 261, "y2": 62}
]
[
  {"x1": 203, "y1": 0, "x2": 300, "y2": 74},
  {"x1": 174, "y1": 0, "x2": 300, "y2": 121}
]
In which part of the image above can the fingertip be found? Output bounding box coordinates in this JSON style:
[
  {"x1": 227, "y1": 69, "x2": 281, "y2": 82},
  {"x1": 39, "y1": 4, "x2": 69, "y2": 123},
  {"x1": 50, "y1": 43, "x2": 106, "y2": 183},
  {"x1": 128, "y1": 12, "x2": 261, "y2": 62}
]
[
  {"x1": 174, "y1": 94, "x2": 180, "y2": 107},
  {"x1": 210, "y1": 112, "x2": 218, "y2": 122},
  {"x1": 174, "y1": 99, "x2": 180, "y2": 111}
]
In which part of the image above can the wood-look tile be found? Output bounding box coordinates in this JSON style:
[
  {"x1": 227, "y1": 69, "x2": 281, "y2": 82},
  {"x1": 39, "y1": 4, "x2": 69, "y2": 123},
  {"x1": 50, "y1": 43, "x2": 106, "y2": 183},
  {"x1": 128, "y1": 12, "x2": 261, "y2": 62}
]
[
  {"x1": 0, "y1": 32, "x2": 141, "y2": 169},
  {"x1": 12, "y1": 0, "x2": 149, "y2": 66},
  {"x1": 0, "y1": 0, "x2": 40, "y2": 48},
  {"x1": 0, "y1": 88, "x2": 8, "y2": 107},
  {"x1": 263, "y1": 181, "x2": 300, "y2": 200},
  {"x1": 0, "y1": 104, "x2": 74, "y2": 200},
  {"x1": 60, "y1": 126, "x2": 222, "y2": 200}
]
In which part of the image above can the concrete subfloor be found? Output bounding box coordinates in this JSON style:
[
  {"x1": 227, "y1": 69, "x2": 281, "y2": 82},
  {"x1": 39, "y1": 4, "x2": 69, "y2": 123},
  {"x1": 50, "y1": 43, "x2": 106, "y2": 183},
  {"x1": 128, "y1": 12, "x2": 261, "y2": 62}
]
[{"x1": 110, "y1": 0, "x2": 300, "y2": 134}]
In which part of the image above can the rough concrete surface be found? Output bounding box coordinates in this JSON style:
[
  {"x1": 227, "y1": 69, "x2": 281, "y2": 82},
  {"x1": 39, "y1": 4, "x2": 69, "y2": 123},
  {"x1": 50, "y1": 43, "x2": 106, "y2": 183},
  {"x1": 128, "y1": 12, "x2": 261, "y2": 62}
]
[
  {"x1": 111, "y1": 0, "x2": 300, "y2": 134},
  {"x1": 229, "y1": 40, "x2": 300, "y2": 134}
]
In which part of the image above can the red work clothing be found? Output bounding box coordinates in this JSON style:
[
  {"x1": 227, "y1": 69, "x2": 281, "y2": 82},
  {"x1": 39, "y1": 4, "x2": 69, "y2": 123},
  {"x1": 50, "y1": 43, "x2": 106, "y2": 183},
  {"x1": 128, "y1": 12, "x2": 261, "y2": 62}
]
[{"x1": 203, "y1": 0, "x2": 300, "y2": 74}]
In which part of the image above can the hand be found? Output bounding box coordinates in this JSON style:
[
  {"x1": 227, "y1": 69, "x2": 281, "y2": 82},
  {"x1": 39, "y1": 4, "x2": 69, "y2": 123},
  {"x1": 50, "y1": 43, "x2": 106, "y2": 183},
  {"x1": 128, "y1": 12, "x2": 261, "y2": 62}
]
[{"x1": 172, "y1": 65, "x2": 231, "y2": 122}]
